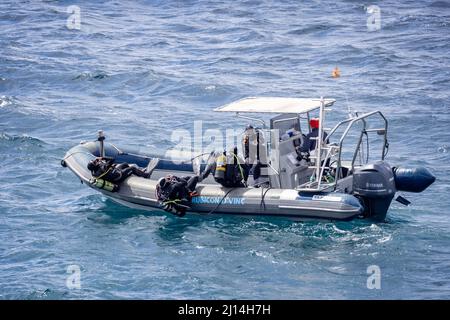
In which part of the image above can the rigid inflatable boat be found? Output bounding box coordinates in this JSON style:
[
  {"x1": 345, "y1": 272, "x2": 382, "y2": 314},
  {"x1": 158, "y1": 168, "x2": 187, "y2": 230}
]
[{"x1": 62, "y1": 97, "x2": 435, "y2": 221}]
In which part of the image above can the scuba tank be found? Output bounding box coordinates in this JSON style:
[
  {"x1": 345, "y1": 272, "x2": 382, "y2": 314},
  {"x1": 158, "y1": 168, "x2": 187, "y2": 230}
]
[
  {"x1": 214, "y1": 151, "x2": 227, "y2": 181},
  {"x1": 236, "y1": 146, "x2": 247, "y2": 185},
  {"x1": 214, "y1": 148, "x2": 246, "y2": 187},
  {"x1": 228, "y1": 146, "x2": 242, "y2": 183},
  {"x1": 227, "y1": 147, "x2": 246, "y2": 187},
  {"x1": 252, "y1": 130, "x2": 262, "y2": 180},
  {"x1": 243, "y1": 134, "x2": 250, "y2": 160},
  {"x1": 89, "y1": 178, "x2": 119, "y2": 192}
]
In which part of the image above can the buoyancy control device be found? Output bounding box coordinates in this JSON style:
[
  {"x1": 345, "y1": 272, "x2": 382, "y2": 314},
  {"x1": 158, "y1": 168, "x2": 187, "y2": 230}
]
[{"x1": 214, "y1": 147, "x2": 246, "y2": 188}]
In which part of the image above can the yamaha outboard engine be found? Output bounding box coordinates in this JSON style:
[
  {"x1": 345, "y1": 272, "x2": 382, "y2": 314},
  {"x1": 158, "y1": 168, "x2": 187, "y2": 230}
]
[{"x1": 352, "y1": 161, "x2": 396, "y2": 220}]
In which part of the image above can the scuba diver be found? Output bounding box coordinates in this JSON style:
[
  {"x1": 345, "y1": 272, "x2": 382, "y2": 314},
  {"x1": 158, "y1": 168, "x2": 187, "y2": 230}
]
[
  {"x1": 87, "y1": 157, "x2": 156, "y2": 184},
  {"x1": 156, "y1": 175, "x2": 200, "y2": 217},
  {"x1": 156, "y1": 154, "x2": 215, "y2": 217},
  {"x1": 301, "y1": 118, "x2": 334, "y2": 182},
  {"x1": 155, "y1": 147, "x2": 249, "y2": 216}
]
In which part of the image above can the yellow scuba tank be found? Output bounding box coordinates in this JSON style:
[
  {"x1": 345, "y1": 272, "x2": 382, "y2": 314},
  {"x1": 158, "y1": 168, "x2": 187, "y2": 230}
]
[
  {"x1": 90, "y1": 178, "x2": 118, "y2": 192},
  {"x1": 214, "y1": 151, "x2": 227, "y2": 180}
]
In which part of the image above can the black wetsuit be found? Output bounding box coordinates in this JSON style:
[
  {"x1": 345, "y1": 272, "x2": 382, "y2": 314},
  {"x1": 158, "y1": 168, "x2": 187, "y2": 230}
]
[
  {"x1": 164, "y1": 176, "x2": 199, "y2": 200},
  {"x1": 157, "y1": 158, "x2": 243, "y2": 216},
  {"x1": 91, "y1": 159, "x2": 150, "y2": 183},
  {"x1": 157, "y1": 175, "x2": 200, "y2": 217}
]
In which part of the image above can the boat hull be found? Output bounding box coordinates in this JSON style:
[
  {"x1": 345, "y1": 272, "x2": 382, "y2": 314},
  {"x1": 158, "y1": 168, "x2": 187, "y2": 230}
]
[{"x1": 62, "y1": 141, "x2": 365, "y2": 221}]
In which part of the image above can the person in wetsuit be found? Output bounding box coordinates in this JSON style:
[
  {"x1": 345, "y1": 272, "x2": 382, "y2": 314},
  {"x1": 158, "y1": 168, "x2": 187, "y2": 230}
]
[
  {"x1": 156, "y1": 148, "x2": 248, "y2": 216},
  {"x1": 156, "y1": 174, "x2": 202, "y2": 217},
  {"x1": 87, "y1": 157, "x2": 150, "y2": 184},
  {"x1": 300, "y1": 118, "x2": 329, "y2": 152}
]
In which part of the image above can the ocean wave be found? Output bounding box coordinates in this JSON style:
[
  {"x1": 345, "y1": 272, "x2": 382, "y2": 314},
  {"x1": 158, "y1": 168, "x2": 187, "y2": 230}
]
[
  {"x1": 286, "y1": 24, "x2": 336, "y2": 36},
  {"x1": 0, "y1": 0, "x2": 449, "y2": 300},
  {"x1": 25, "y1": 288, "x2": 69, "y2": 300},
  {"x1": 0, "y1": 132, "x2": 46, "y2": 146},
  {"x1": 429, "y1": 1, "x2": 450, "y2": 8},
  {"x1": 0, "y1": 95, "x2": 14, "y2": 107},
  {"x1": 0, "y1": 12, "x2": 27, "y2": 23},
  {"x1": 72, "y1": 71, "x2": 109, "y2": 81}
]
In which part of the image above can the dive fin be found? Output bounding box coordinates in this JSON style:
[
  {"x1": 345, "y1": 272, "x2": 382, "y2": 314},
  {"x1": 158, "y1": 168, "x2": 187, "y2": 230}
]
[
  {"x1": 192, "y1": 157, "x2": 201, "y2": 176},
  {"x1": 145, "y1": 158, "x2": 159, "y2": 178},
  {"x1": 206, "y1": 151, "x2": 216, "y2": 165}
]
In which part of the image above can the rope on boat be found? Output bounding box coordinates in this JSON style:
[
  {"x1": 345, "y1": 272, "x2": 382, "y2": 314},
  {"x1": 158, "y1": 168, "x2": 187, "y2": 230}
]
[
  {"x1": 230, "y1": 152, "x2": 247, "y2": 188},
  {"x1": 201, "y1": 188, "x2": 237, "y2": 215},
  {"x1": 260, "y1": 185, "x2": 272, "y2": 211},
  {"x1": 62, "y1": 151, "x2": 97, "y2": 161},
  {"x1": 190, "y1": 152, "x2": 211, "y2": 162}
]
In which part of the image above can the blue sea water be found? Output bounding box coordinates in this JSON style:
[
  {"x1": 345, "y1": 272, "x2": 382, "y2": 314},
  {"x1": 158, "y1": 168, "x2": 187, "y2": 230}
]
[{"x1": 1, "y1": 0, "x2": 450, "y2": 299}]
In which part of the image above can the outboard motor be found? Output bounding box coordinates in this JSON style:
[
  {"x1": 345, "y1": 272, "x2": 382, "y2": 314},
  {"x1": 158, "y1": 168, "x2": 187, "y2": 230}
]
[
  {"x1": 393, "y1": 167, "x2": 435, "y2": 193},
  {"x1": 352, "y1": 161, "x2": 396, "y2": 220}
]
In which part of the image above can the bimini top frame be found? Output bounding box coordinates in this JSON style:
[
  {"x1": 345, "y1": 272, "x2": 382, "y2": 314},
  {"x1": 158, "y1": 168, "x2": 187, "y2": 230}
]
[{"x1": 215, "y1": 97, "x2": 335, "y2": 190}]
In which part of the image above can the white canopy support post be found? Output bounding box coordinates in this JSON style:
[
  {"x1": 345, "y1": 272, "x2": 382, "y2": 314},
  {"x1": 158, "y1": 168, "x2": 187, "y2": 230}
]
[{"x1": 316, "y1": 97, "x2": 325, "y2": 189}]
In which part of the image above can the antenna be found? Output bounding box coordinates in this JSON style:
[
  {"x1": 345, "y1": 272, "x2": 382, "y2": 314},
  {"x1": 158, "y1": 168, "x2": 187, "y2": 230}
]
[{"x1": 344, "y1": 93, "x2": 355, "y2": 119}]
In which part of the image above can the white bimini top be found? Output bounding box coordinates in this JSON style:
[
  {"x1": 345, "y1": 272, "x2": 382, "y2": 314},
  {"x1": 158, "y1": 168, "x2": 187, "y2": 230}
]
[{"x1": 214, "y1": 97, "x2": 335, "y2": 114}]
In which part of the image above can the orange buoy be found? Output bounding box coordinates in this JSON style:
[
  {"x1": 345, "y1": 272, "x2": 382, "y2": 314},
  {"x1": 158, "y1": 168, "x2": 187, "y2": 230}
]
[{"x1": 332, "y1": 67, "x2": 341, "y2": 78}]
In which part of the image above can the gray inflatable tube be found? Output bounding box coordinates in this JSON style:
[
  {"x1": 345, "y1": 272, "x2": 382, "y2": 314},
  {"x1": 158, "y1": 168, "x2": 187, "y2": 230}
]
[{"x1": 62, "y1": 141, "x2": 363, "y2": 221}]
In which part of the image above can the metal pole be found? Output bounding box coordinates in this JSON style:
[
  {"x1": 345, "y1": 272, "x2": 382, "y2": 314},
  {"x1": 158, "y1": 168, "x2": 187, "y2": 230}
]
[
  {"x1": 98, "y1": 130, "x2": 105, "y2": 158},
  {"x1": 316, "y1": 97, "x2": 324, "y2": 188}
]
